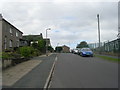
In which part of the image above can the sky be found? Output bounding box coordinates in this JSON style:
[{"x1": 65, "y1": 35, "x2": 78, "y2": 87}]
[{"x1": 0, "y1": 0, "x2": 119, "y2": 49}]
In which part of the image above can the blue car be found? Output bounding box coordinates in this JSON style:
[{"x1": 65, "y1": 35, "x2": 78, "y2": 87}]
[{"x1": 80, "y1": 48, "x2": 93, "y2": 57}]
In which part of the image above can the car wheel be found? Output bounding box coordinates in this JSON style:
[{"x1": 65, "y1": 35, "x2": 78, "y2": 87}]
[{"x1": 91, "y1": 55, "x2": 93, "y2": 57}]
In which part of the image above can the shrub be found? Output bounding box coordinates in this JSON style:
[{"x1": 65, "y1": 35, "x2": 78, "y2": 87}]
[
  {"x1": 1, "y1": 52, "x2": 13, "y2": 60},
  {"x1": 32, "y1": 49, "x2": 41, "y2": 56},
  {"x1": 38, "y1": 40, "x2": 46, "y2": 53},
  {"x1": 19, "y1": 46, "x2": 35, "y2": 58}
]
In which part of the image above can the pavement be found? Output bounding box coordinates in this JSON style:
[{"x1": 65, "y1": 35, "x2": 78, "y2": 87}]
[
  {"x1": 2, "y1": 53, "x2": 57, "y2": 88},
  {"x1": 3, "y1": 60, "x2": 42, "y2": 87},
  {"x1": 50, "y1": 53, "x2": 118, "y2": 88}
]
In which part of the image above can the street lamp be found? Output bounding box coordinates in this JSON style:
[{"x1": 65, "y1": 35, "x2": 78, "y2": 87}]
[
  {"x1": 97, "y1": 14, "x2": 101, "y2": 54},
  {"x1": 46, "y1": 28, "x2": 51, "y2": 56},
  {"x1": 57, "y1": 43, "x2": 59, "y2": 53}
]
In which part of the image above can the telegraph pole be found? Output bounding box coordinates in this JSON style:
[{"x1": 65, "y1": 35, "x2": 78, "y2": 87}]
[
  {"x1": 46, "y1": 28, "x2": 51, "y2": 56},
  {"x1": 97, "y1": 14, "x2": 101, "y2": 54}
]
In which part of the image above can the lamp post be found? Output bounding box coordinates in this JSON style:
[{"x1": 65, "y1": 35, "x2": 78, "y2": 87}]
[
  {"x1": 97, "y1": 14, "x2": 101, "y2": 54},
  {"x1": 46, "y1": 28, "x2": 51, "y2": 56},
  {"x1": 57, "y1": 43, "x2": 59, "y2": 53}
]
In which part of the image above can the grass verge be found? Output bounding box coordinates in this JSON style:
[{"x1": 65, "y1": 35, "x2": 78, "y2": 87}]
[{"x1": 95, "y1": 55, "x2": 120, "y2": 62}]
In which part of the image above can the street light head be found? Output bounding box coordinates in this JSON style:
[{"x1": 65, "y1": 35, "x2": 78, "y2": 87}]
[
  {"x1": 97, "y1": 14, "x2": 99, "y2": 18},
  {"x1": 47, "y1": 28, "x2": 51, "y2": 30}
]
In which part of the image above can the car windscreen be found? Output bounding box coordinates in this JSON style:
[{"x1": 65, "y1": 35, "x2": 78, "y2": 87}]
[{"x1": 81, "y1": 48, "x2": 91, "y2": 51}]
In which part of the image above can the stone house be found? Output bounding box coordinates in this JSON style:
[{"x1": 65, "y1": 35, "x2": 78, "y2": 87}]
[
  {"x1": 23, "y1": 33, "x2": 43, "y2": 46},
  {"x1": 43, "y1": 38, "x2": 51, "y2": 47},
  {"x1": 0, "y1": 14, "x2": 23, "y2": 52},
  {"x1": 62, "y1": 45, "x2": 70, "y2": 53},
  {"x1": 56, "y1": 45, "x2": 70, "y2": 53}
]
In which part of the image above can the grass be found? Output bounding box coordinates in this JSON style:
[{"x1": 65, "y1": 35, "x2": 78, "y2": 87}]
[{"x1": 95, "y1": 55, "x2": 120, "y2": 62}]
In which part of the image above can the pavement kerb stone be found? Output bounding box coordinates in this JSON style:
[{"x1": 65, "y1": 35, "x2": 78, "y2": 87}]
[
  {"x1": 39, "y1": 53, "x2": 53, "y2": 57},
  {"x1": 44, "y1": 54, "x2": 58, "y2": 89}
]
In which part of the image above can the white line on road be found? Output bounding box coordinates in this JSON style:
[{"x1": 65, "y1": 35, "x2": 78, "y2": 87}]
[{"x1": 55, "y1": 56, "x2": 58, "y2": 61}]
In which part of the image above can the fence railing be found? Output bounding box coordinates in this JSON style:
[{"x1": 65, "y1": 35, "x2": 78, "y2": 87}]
[{"x1": 88, "y1": 38, "x2": 120, "y2": 55}]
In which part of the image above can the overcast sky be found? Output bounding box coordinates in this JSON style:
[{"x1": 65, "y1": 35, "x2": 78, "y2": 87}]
[{"x1": 1, "y1": 0, "x2": 119, "y2": 49}]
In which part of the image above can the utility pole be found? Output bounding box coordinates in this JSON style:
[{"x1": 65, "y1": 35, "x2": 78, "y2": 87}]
[
  {"x1": 46, "y1": 28, "x2": 51, "y2": 56},
  {"x1": 97, "y1": 14, "x2": 101, "y2": 54},
  {"x1": 57, "y1": 43, "x2": 59, "y2": 53}
]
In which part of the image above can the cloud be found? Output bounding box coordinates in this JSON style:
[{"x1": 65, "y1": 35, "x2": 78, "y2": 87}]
[{"x1": 1, "y1": 1, "x2": 118, "y2": 49}]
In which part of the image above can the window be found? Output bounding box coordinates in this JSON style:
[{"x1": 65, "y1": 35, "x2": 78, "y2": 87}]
[
  {"x1": 16, "y1": 31, "x2": 19, "y2": 37},
  {"x1": 17, "y1": 39, "x2": 19, "y2": 47},
  {"x1": 4, "y1": 37, "x2": 7, "y2": 49},
  {"x1": 9, "y1": 40, "x2": 12, "y2": 47},
  {"x1": 10, "y1": 28, "x2": 12, "y2": 33}
]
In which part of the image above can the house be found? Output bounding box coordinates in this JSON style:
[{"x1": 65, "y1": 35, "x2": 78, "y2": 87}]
[
  {"x1": 23, "y1": 33, "x2": 43, "y2": 46},
  {"x1": 19, "y1": 39, "x2": 28, "y2": 47},
  {"x1": 0, "y1": 14, "x2": 23, "y2": 52},
  {"x1": 62, "y1": 45, "x2": 70, "y2": 53},
  {"x1": 55, "y1": 45, "x2": 70, "y2": 53},
  {"x1": 44, "y1": 38, "x2": 51, "y2": 46}
]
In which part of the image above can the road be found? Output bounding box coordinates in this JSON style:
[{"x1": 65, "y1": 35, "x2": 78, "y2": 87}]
[{"x1": 50, "y1": 53, "x2": 118, "y2": 88}]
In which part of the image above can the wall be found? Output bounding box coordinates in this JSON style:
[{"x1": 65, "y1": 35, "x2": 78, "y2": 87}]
[
  {"x1": 2, "y1": 60, "x2": 12, "y2": 69},
  {"x1": 0, "y1": 15, "x2": 2, "y2": 89},
  {"x1": 62, "y1": 46, "x2": 70, "y2": 53},
  {"x1": 0, "y1": 20, "x2": 2, "y2": 53},
  {"x1": 2, "y1": 19, "x2": 23, "y2": 51}
]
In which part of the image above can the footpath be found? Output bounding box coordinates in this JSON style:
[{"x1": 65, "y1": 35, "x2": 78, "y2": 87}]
[
  {"x1": 3, "y1": 59, "x2": 42, "y2": 87},
  {"x1": 2, "y1": 53, "x2": 56, "y2": 88}
]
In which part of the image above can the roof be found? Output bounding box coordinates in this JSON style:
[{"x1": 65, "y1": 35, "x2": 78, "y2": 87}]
[
  {"x1": 62, "y1": 45, "x2": 70, "y2": 48},
  {"x1": 43, "y1": 38, "x2": 50, "y2": 40},
  {"x1": 0, "y1": 14, "x2": 23, "y2": 34},
  {"x1": 23, "y1": 34, "x2": 43, "y2": 41},
  {"x1": 23, "y1": 34, "x2": 43, "y2": 38}
]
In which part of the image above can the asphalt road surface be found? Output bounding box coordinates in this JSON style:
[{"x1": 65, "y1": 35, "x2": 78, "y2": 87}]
[{"x1": 50, "y1": 53, "x2": 118, "y2": 88}]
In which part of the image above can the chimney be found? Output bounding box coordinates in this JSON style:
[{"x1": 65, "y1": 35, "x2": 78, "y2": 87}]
[
  {"x1": 40, "y1": 33, "x2": 42, "y2": 36},
  {"x1": 0, "y1": 14, "x2": 2, "y2": 20},
  {"x1": 40, "y1": 33, "x2": 43, "y2": 39}
]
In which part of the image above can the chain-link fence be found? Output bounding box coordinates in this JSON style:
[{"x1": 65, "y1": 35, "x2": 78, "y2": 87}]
[{"x1": 88, "y1": 38, "x2": 120, "y2": 55}]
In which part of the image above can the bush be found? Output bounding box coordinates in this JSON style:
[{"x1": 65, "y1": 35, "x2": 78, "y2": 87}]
[
  {"x1": 2, "y1": 52, "x2": 13, "y2": 60},
  {"x1": 18, "y1": 46, "x2": 41, "y2": 58},
  {"x1": 38, "y1": 40, "x2": 46, "y2": 53},
  {"x1": 32, "y1": 49, "x2": 41, "y2": 56},
  {"x1": 19, "y1": 46, "x2": 35, "y2": 58}
]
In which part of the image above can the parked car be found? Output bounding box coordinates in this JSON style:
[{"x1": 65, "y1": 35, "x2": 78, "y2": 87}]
[
  {"x1": 77, "y1": 48, "x2": 81, "y2": 55},
  {"x1": 80, "y1": 48, "x2": 93, "y2": 57},
  {"x1": 70, "y1": 49, "x2": 74, "y2": 53},
  {"x1": 73, "y1": 49, "x2": 79, "y2": 54}
]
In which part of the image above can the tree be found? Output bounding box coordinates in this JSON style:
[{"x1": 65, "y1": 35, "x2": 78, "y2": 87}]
[
  {"x1": 38, "y1": 39, "x2": 46, "y2": 53},
  {"x1": 23, "y1": 35, "x2": 34, "y2": 46},
  {"x1": 32, "y1": 43, "x2": 38, "y2": 49},
  {"x1": 47, "y1": 46, "x2": 54, "y2": 52},
  {"x1": 55, "y1": 47, "x2": 63, "y2": 52},
  {"x1": 19, "y1": 46, "x2": 34, "y2": 58},
  {"x1": 76, "y1": 41, "x2": 89, "y2": 48}
]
